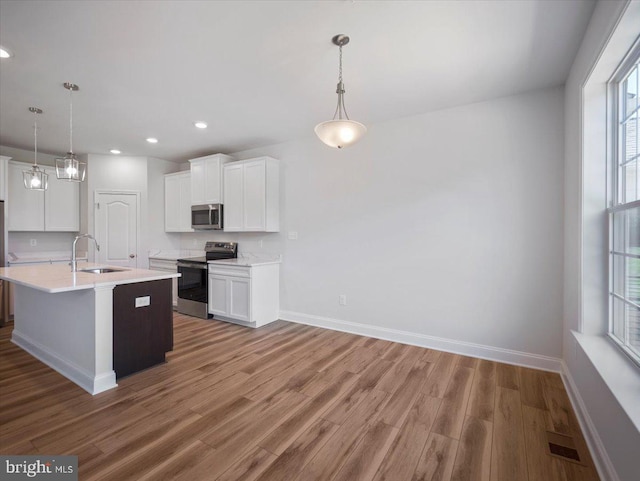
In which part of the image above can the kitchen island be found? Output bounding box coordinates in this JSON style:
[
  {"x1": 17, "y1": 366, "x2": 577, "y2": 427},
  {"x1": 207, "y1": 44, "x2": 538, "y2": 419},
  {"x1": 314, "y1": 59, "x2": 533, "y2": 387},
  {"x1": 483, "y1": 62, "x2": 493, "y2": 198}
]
[{"x1": 0, "y1": 263, "x2": 180, "y2": 395}]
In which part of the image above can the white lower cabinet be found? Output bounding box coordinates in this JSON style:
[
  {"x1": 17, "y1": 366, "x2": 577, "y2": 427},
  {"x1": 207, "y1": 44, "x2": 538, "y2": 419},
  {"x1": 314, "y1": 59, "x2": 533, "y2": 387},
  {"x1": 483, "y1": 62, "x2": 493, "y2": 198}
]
[
  {"x1": 208, "y1": 274, "x2": 250, "y2": 322},
  {"x1": 208, "y1": 262, "x2": 279, "y2": 327},
  {"x1": 149, "y1": 258, "x2": 178, "y2": 308}
]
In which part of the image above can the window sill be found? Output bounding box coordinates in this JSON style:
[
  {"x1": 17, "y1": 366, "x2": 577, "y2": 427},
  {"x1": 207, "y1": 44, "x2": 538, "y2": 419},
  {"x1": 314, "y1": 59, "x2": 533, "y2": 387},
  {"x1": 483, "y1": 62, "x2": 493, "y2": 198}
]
[{"x1": 571, "y1": 330, "x2": 640, "y2": 431}]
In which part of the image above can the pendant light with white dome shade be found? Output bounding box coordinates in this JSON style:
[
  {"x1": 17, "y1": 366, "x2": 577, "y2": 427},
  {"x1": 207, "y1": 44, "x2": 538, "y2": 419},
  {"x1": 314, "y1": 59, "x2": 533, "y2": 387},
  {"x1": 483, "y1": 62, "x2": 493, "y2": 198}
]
[
  {"x1": 23, "y1": 107, "x2": 48, "y2": 191},
  {"x1": 314, "y1": 34, "x2": 367, "y2": 149},
  {"x1": 55, "y1": 82, "x2": 86, "y2": 182}
]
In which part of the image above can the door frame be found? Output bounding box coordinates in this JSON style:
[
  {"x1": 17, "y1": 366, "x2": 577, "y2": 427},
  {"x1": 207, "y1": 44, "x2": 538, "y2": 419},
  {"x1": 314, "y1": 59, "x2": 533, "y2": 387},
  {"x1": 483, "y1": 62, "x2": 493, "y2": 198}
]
[{"x1": 93, "y1": 190, "x2": 141, "y2": 266}]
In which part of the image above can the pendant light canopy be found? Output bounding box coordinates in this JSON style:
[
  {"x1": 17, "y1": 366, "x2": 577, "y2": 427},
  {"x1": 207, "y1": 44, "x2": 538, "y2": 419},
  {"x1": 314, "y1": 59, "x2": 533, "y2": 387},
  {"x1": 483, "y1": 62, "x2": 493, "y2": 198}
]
[
  {"x1": 55, "y1": 82, "x2": 86, "y2": 182},
  {"x1": 23, "y1": 107, "x2": 48, "y2": 191},
  {"x1": 315, "y1": 34, "x2": 367, "y2": 149}
]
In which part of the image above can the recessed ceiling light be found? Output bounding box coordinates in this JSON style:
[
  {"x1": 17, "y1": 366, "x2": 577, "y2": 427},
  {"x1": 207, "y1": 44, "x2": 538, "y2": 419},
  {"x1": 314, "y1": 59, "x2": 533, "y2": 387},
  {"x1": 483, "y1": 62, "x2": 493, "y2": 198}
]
[
  {"x1": 0, "y1": 47, "x2": 12, "y2": 58},
  {"x1": 146, "y1": 138, "x2": 158, "y2": 144},
  {"x1": 110, "y1": 149, "x2": 121, "y2": 154},
  {"x1": 194, "y1": 121, "x2": 208, "y2": 129}
]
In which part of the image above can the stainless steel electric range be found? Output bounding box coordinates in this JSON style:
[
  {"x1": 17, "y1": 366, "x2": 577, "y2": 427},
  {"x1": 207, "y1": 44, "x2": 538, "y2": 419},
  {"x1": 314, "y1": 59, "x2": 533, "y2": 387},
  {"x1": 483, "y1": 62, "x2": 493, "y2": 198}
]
[{"x1": 176, "y1": 241, "x2": 237, "y2": 319}]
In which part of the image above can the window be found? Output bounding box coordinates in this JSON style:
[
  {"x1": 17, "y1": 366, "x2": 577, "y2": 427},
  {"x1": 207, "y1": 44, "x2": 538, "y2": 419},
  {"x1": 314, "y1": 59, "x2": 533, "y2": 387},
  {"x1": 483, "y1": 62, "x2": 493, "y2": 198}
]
[{"x1": 609, "y1": 46, "x2": 640, "y2": 365}]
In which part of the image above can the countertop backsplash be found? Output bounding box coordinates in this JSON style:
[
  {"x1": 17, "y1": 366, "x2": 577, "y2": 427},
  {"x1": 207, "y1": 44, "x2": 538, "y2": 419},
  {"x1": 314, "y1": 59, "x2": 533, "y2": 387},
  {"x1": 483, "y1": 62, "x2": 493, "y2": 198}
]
[
  {"x1": 176, "y1": 231, "x2": 283, "y2": 258},
  {"x1": 8, "y1": 232, "x2": 78, "y2": 254}
]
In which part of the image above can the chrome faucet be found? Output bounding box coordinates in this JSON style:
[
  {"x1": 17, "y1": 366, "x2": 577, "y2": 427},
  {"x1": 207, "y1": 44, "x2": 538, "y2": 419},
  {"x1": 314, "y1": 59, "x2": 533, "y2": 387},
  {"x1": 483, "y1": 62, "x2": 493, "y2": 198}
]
[{"x1": 72, "y1": 234, "x2": 100, "y2": 272}]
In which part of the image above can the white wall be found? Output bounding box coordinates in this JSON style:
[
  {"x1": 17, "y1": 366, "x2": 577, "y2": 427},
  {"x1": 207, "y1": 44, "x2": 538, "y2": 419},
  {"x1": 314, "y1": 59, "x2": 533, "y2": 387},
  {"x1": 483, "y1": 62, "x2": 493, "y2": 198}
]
[
  {"x1": 563, "y1": 1, "x2": 640, "y2": 481},
  {"x1": 86, "y1": 155, "x2": 148, "y2": 267},
  {"x1": 147, "y1": 157, "x2": 182, "y2": 253},
  {"x1": 0, "y1": 145, "x2": 58, "y2": 167},
  {"x1": 86, "y1": 154, "x2": 182, "y2": 268},
  {"x1": 226, "y1": 86, "x2": 566, "y2": 359}
]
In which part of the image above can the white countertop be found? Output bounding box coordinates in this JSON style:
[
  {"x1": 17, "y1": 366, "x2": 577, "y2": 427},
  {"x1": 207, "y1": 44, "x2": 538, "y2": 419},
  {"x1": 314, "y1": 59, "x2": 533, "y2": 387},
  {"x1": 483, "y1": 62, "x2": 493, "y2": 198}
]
[
  {"x1": 208, "y1": 254, "x2": 282, "y2": 267},
  {"x1": 0, "y1": 262, "x2": 180, "y2": 294},
  {"x1": 7, "y1": 251, "x2": 88, "y2": 266},
  {"x1": 148, "y1": 249, "x2": 204, "y2": 261}
]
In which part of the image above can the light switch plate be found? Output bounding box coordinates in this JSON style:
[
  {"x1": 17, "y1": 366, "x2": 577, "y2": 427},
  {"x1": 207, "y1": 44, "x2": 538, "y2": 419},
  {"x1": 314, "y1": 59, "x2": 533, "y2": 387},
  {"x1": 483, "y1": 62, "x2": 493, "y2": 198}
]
[{"x1": 135, "y1": 296, "x2": 151, "y2": 308}]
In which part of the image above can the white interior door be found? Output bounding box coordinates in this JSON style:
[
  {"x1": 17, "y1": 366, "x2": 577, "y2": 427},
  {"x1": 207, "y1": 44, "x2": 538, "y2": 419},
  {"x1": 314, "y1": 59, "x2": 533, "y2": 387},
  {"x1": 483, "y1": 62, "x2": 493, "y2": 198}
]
[{"x1": 95, "y1": 192, "x2": 138, "y2": 268}]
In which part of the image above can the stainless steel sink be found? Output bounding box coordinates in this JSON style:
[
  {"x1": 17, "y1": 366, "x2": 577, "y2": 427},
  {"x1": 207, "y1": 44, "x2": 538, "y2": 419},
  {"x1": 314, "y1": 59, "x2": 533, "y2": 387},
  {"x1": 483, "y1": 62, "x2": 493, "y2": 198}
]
[{"x1": 78, "y1": 267, "x2": 129, "y2": 274}]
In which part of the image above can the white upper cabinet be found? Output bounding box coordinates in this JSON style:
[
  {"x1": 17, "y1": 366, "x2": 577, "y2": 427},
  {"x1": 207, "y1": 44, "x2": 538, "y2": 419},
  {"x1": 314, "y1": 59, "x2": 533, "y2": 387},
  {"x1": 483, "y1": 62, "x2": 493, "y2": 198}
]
[
  {"x1": 44, "y1": 166, "x2": 80, "y2": 231},
  {"x1": 243, "y1": 160, "x2": 267, "y2": 231},
  {"x1": 7, "y1": 161, "x2": 79, "y2": 232},
  {"x1": 8, "y1": 161, "x2": 44, "y2": 231},
  {"x1": 189, "y1": 154, "x2": 233, "y2": 205},
  {"x1": 223, "y1": 157, "x2": 279, "y2": 232},
  {"x1": 0, "y1": 155, "x2": 9, "y2": 201},
  {"x1": 164, "y1": 171, "x2": 193, "y2": 232},
  {"x1": 222, "y1": 163, "x2": 244, "y2": 232}
]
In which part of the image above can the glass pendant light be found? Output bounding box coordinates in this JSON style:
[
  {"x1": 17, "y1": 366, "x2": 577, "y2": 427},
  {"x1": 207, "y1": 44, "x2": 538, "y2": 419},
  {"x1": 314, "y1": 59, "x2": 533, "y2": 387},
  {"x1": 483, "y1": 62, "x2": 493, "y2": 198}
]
[
  {"x1": 55, "y1": 82, "x2": 86, "y2": 182},
  {"x1": 23, "y1": 107, "x2": 48, "y2": 191},
  {"x1": 315, "y1": 34, "x2": 367, "y2": 149}
]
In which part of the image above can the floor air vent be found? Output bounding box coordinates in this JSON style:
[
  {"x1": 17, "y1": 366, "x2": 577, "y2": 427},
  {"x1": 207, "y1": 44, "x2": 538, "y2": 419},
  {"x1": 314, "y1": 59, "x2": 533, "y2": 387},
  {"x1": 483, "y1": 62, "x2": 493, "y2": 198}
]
[
  {"x1": 545, "y1": 431, "x2": 583, "y2": 464},
  {"x1": 548, "y1": 441, "x2": 581, "y2": 461}
]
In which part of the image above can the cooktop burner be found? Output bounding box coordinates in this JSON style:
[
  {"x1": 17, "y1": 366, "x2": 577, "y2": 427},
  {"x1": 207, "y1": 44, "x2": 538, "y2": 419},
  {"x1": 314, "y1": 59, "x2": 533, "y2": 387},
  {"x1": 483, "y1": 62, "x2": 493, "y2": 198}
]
[{"x1": 176, "y1": 242, "x2": 238, "y2": 264}]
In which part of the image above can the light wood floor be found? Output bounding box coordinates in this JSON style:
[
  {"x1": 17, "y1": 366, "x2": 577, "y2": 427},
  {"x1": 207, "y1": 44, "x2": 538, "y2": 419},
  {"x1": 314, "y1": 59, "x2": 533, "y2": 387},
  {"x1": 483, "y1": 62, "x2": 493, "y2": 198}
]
[{"x1": 1, "y1": 314, "x2": 600, "y2": 481}]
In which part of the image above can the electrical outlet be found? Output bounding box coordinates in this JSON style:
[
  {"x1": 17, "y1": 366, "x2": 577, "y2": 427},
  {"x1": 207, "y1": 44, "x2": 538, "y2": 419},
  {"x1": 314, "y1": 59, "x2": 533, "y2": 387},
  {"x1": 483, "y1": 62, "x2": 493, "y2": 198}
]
[
  {"x1": 288, "y1": 231, "x2": 298, "y2": 240},
  {"x1": 30, "y1": 239, "x2": 37, "y2": 247},
  {"x1": 339, "y1": 294, "x2": 347, "y2": 306},
  {"x1": 259, "y1": 239, "x2": 263, "y2": 248}
]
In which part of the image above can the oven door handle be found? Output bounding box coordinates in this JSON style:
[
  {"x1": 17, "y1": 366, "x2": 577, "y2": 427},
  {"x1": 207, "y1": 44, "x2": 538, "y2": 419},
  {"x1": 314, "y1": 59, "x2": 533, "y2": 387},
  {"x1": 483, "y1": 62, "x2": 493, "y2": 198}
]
[{"x1": 177, "y1": 262, "x2": 208, "y2": 270}]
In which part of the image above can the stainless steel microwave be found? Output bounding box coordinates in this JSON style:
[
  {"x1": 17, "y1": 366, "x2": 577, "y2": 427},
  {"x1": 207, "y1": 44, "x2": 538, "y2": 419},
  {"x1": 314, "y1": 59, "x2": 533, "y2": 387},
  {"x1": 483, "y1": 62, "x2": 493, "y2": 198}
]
[{"x1": 191, "y1": 204, "x2": 223, "y2": 230}]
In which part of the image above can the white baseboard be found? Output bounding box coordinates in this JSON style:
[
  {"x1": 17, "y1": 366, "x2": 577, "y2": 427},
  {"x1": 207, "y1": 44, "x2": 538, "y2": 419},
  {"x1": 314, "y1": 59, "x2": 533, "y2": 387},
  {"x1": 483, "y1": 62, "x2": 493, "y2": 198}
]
[
  {"x1": 279, "y1": 310, "x2": 563, "y2": 372},
  {"x1": 12, "y1": 330, "x2": 117, "y2": 395},
  {"x1": 560, "y1": 360, "x2": 619, "y2": 481}
]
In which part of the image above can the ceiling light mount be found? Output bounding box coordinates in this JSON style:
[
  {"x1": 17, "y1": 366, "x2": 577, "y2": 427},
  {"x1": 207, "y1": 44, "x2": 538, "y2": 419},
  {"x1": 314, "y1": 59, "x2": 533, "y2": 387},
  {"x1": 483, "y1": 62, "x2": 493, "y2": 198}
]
[
  {"x1": 315, "y1": 33, "x2": 366, "y2": 149},
  {"x1": 23, "y1": 107, "x2": 48, "y2": 191},
  {"x1": 55, "y1": 82, "x2": 86, "y2": 182},
  {"x1": 332, "y1": 34, "x2": 350, "y2": 47}
]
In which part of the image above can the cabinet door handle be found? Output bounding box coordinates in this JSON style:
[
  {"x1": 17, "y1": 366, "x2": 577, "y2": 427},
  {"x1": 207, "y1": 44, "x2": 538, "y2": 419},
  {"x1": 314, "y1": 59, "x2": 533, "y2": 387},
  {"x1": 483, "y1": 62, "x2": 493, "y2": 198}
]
[{"x1": 129, "y1": 254, "x2": 135, "y2": 259}]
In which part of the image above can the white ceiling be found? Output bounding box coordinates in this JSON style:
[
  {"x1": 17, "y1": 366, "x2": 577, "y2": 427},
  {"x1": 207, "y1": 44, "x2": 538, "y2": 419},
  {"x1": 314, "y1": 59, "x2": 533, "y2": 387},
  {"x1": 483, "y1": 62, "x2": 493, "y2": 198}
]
[{"x1": 0, "y1": 0, "x2": 595, "y2": 162}]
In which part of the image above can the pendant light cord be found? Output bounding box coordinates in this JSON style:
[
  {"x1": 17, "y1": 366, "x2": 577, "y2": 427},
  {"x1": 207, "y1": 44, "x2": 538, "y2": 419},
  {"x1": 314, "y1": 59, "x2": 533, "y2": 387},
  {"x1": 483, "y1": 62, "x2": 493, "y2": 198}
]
[
  {"x1": 333, "y1": 44, "x2": 350, "y2": 121},
  {"x1": 339, "y1": 45, "x2": 343, "y2": 84},
  {"x1": 69, "y1": 87, "x2": 73, "y2": 154},
  {"x1": 33, "y1": 112, "x2": 38, "y2": 167}
]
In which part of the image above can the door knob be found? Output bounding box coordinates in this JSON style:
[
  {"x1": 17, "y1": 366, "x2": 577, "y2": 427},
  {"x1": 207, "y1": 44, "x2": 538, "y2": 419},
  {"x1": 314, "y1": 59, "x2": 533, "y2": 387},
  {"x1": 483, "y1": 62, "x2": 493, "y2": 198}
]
[{"x1": 129, "y1": 254, "x2": 135, "y2": 258}]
